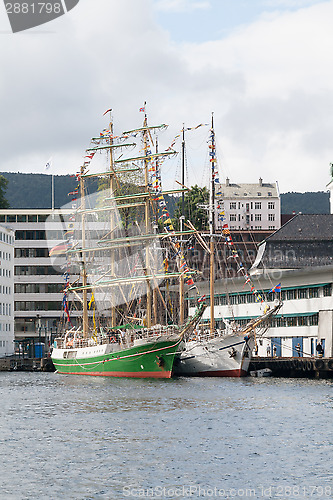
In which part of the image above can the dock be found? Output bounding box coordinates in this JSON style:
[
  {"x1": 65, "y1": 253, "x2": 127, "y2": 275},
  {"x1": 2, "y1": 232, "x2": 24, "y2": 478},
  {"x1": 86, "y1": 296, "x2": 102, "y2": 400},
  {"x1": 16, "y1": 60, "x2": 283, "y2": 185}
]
[
  {"x1": 0, "y1": 356, "x2": 55, "y2": 372},
  {"x1": 250, "y1": 357, "x2": 333, "y2": 378}
]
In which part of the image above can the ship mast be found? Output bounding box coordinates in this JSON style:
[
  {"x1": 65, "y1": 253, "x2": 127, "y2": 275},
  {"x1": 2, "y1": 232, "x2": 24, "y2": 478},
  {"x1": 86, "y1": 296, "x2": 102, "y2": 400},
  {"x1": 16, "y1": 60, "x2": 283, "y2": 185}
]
[
  {"x1": 143, "y1": 107, "x2": 152, "y2": 328},
  {"x1": 209, "y1": 113, "x2": 215, "y2": 334},
  {"x1": 108, "y1": 113, "x2": 117, "y2": 328},
  {"x1": 179, "y1": 124, "x2": 185, "y2": 325},
  {"x1": 153, "y1": 136, "x2": 159, "y2": 325},
  {"x1": 80, "y1": 163, "x2": 89, "y2": 337}
]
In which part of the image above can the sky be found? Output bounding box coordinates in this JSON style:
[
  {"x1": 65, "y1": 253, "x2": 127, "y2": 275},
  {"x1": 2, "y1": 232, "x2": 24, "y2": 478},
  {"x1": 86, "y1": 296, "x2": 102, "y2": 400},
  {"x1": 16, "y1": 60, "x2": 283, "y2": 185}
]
[{"x1": 0, "y1": 0, "x2": 333, "y2": 193}]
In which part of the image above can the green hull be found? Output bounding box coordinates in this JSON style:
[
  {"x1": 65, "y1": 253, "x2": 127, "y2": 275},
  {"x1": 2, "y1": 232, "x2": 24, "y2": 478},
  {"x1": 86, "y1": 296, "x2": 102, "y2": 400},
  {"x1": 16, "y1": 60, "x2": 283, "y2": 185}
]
[{"x1": 51, "y1": 338, "x2": 181, "y2": 378}]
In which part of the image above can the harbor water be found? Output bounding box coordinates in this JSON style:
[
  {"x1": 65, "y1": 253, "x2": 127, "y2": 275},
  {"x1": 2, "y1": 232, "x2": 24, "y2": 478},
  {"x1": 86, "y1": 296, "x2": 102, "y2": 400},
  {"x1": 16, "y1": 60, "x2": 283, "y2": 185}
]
[{"x1": 0, "y1": 373, "x2": 332, "y2": 499}]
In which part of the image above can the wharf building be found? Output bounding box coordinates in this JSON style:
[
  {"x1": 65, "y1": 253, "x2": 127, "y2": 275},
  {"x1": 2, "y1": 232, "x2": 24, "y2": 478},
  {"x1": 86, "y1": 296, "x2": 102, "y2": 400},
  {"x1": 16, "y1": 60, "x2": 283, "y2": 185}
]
[
  {"x1": 0, "y1": 225, "x2": 14, "y2": 357},
  {"x1": 188, "y1": 214, "x2": 333, "y2": 359},
  {"x1": 0, "y1": 209, "x2": 80, "y2": 346},
  {"x1": 217, "y1": 178, "x2": 281, "y2": 231}
]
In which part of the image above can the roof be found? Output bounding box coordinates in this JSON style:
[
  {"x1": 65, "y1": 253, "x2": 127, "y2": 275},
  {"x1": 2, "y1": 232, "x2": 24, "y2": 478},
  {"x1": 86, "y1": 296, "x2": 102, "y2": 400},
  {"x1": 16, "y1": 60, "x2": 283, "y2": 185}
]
[
  {"x1": 219, "y1": 180, "x2": 278, "y2": 199},
  {"x1": 265, "y1": 214, "x2": 333, "y2": 241}
]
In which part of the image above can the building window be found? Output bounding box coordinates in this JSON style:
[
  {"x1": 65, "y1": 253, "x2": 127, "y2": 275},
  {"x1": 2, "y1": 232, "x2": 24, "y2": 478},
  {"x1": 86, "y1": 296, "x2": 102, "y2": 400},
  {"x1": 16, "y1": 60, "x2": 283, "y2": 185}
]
[
  {"x1": 309, "y1": 287, "x2": 319, "y2": 298},
  {"x1": 298, "y1": 316, "x2": 308, "y2": 326},
  {"x1": 268, "y1": 192, "x2": 272, "y2": 196},
  {"x1": 286, "y1": 289, "x2": 297, "y2": 300},
  {"x1": 257, "y1": 192, "x2": 262, "y2": 196},
  {"x1": 309, "y1": 314, "x2": 319, "y2": 326},
  {"x1": 268, "y1": 202, "x2": 275, "y2": 210},
  {"x1": 298, "y1": 288, "x2": 308, "y2": 299},
  {"x1": 255, "y1": 214, "x2": 261, "y2": 221},
  {"x1": 268, "y1": 214, "x2": 275, "y2": 221},
  {"x1": 254, "y1": 202, "x2": 261, "y2": 210},
  {"x1": 230, "y1": 202, "x2": 236, "y2": 209},
  {"x1": 230, "y1": 214, "x2": 237, "y2": 221},
  {"x1": 323, "y1": 284, "x2": 332, "y2": 296},
  {"x1": 254, "y1": 226, "x2": 262, "y2": 230},
  {"x1": 287, "y1": 317, "x2": 297, "y2": 327},
  {"x1": 268, "y1": 226, "x2": 275, "y2": 230}
]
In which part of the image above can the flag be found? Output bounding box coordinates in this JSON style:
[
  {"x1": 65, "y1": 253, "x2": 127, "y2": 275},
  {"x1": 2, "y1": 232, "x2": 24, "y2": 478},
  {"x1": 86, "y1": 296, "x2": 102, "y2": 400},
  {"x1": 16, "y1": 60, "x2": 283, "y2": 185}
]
[
  {"x1": 63, "y1": 295, "x2": 73, "y2": 326},
  {"x1": 49, "y1": 243, "x2": 68, "y2": 256},
  {"x1": 269, "y1": 283, "x2": 281, "y2": 293},
  {"x1": 103, "y1": 108, "x2": 112, "y2": 116},
  {"x1": 139, "y1": 106, "x2": 145, "y2": 112},
  {"x1": 198, "y1": 295, "x2": 206, "y2": 303},
  {"x1": 88, "y1": 292, "x2": 95, "y2": 309},
  {"x1": 45, "y1": 157, "x2": 52, "y2": 170}
]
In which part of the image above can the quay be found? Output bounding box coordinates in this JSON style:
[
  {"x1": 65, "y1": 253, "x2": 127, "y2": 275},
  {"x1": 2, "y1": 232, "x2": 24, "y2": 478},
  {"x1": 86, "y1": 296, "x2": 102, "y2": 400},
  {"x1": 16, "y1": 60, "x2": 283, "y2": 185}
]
[
  {"x1": 0, "y1": 355, "x2": 55, "y2": 372},
  {"x1": 250, "y1": 356, "x2": 333, "y2": 378},
  {"x1": 0, "y1": 352, "x2": 333, "y2": 377}
]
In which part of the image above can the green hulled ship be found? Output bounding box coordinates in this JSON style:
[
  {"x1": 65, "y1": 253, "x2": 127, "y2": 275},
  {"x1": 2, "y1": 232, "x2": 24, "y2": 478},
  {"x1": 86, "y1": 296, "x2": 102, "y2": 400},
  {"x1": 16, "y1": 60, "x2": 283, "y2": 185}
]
[
  {"x1": 50, "y1": 107, "x2": 205, "y2": 378},
  {"x1": 52, "y1": 305, "x2": 205, "y2": 378}
]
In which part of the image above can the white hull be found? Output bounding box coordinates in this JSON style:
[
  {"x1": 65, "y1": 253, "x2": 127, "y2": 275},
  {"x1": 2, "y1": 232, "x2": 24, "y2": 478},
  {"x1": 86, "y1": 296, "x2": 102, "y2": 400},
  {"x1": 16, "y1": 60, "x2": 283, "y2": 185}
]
[{"x1": 174, "y1": 332, "x2": 254, "y2": 377}]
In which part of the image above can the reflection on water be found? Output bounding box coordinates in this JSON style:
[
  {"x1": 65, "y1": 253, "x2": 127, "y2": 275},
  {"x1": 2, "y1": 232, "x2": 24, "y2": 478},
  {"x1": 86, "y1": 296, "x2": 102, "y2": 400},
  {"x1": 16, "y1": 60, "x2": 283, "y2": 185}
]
[{"x1": 0, "y1": 373, "x2": 331, "y2": 499}]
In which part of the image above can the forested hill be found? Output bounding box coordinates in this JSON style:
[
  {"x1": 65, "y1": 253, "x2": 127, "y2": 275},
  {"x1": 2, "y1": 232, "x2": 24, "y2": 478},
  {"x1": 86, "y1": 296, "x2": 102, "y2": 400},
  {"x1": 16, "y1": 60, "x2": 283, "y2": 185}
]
[
  {"x1": 1, "y1": 172, "x2": 98, "y2": 209},
  {"x1": 0, "y1": 172, "x2": 330, "y2": 214},
  {"x1": 280, "y1": 191, "x2": 330, "y2": 214}
]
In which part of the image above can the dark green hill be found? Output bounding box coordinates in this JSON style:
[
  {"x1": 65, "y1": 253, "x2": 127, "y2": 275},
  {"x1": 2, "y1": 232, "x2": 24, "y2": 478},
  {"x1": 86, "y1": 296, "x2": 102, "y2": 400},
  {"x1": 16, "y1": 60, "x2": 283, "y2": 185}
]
[
  {"x1": 2, "y1": 172, "x2": 98, "y2": 209},
  {"x1": 280, "y1": 191, "x2": 330, "y2": 214},
  {"x1": 0, "y1": 173, "x2": 330, "y2": 215}
]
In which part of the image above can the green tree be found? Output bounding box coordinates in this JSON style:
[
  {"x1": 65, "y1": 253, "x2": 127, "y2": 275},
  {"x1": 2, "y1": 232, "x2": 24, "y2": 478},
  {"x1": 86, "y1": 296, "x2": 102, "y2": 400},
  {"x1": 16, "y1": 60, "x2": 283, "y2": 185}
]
[
  {"x1": 173, "y1": 184, "x2": 209, "y2": 231},
  {"x1": 0, "y1": 175, "x2": 9, "y2": 208}
]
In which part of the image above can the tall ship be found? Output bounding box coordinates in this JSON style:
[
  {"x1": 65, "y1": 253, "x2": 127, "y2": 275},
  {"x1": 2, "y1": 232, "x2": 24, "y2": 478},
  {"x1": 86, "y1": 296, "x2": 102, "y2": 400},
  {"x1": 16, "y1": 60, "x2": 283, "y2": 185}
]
[
  {"x1": 174, "y1": 114, "x2": 282, "y2": 377},
  {"x1": 50, "y1": 107, "x2": 206, "y2": 378}
]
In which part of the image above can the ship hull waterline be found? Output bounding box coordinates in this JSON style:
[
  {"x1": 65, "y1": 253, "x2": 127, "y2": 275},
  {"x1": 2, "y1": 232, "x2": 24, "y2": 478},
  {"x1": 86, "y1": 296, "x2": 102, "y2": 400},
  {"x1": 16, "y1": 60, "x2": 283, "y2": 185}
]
[{"x1": 51, "y1": 338, "x2": 181, "y2": 379}]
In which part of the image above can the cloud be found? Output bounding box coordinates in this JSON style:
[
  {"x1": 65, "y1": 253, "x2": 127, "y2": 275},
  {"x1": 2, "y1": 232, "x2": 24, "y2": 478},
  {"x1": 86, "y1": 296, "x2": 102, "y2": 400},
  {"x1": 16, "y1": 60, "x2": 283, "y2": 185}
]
[
  {"x1": 154, "y1": 0, "x2": 210, "y2": 12},
  {"x1": 263, "y1": 0, "x2": 326, "y2": 7},
  {"x1": 179, "y1": 1, "x2": 333, "y2": 191},
  {"x1": 0, "y1": 0, "x2": 332, "y2": 195}
]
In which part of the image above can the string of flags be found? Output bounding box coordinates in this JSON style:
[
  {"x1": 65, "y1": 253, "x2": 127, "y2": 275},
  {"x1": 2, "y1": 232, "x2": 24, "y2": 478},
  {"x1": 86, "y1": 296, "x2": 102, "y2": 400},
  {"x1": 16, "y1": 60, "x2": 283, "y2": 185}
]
[
  {"x1": 146, "y1": 134, "x2": 204, "y2": 300},
  {"x1": 208, "y1": 126, "x2": 281, "y2": 306},
  {"x1": 166, "y1": 123, "x2": 208, "y2": 152}
]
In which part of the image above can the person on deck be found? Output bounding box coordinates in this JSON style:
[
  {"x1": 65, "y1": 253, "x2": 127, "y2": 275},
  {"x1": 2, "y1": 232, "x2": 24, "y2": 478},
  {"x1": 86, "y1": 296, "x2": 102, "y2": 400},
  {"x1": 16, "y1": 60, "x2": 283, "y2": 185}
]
[
  {"x1": 295, "y1": 343, "x2": 301, "y2": 357},
  {"x1": 316, "y1": 341, "x2": 324, "y2": 357}
]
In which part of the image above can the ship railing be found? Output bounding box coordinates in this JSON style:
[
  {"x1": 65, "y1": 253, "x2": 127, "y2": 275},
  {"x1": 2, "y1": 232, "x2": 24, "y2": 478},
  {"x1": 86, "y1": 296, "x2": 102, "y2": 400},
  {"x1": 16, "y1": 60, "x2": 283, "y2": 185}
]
[
  {"x1": 133, "y1": 325, "x2": 179, "y2": 340},
  {"x1": 54, "y1": 324, "x2": 180, "y2": 349},
  {"x1": 186, "y1": 328, "x2": 241, "y2": 342}
]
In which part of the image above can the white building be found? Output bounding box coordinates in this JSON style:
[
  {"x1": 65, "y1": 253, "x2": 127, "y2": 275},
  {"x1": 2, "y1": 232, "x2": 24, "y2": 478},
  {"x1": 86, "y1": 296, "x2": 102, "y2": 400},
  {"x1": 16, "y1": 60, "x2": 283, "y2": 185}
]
[
  {"x1": 188, "y1": 214, "x2": 333, "y2": 359},
  {"x1": 217, "y1": 178, "x2": 280, "y2": 231},
  {"x1": 0, "y1": 209, "x2": 79, "y2": 344},
  {"x1": 0, "y1": 225, "x2": 14, "y2": 357},
  {"x1": 188, "y1": 266, "x2": 333, "y2": 358}
]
